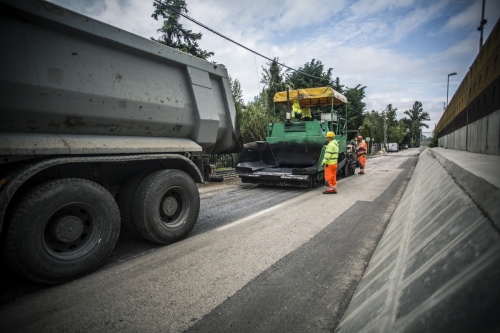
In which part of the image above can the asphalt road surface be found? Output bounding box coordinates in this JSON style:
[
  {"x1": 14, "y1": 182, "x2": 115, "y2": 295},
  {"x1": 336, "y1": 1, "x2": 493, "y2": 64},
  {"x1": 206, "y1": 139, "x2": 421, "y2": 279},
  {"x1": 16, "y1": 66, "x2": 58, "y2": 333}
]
[{"x1": 0, "y1": 149, "x2": 419, "y2": 333}]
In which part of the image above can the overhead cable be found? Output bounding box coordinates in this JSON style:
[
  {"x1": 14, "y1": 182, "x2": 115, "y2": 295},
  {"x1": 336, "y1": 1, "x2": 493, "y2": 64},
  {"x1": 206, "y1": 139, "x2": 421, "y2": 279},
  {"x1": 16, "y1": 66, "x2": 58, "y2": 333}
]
[{"x1": 153, "y1": 0, "x2": 331, "y2": 82}]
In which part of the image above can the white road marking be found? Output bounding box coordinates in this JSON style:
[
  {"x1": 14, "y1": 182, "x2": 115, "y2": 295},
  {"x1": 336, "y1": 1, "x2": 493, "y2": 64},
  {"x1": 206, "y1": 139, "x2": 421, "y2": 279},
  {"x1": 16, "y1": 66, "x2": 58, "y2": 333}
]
[{"x1": 217, "y1": 204, "x2": 284, "y2": 231}]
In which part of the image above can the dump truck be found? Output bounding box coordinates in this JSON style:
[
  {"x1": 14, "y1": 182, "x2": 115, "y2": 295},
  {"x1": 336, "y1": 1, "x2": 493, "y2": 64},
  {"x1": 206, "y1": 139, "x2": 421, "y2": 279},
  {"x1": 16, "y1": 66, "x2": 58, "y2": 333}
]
[
  {"x1": 0, "y1": 0, "x2": 240, "y2": 284},
  {"x1": 236, "y1": 86, "x2": 356, "y2": 187}
]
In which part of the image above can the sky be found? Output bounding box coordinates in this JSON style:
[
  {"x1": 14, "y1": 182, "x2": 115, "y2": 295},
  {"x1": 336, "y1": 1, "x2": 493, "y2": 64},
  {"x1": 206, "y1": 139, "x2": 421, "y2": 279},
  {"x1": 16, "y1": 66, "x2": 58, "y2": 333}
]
[{"x1": 48, "y1": 0, "x2": 500, "y2": 132}]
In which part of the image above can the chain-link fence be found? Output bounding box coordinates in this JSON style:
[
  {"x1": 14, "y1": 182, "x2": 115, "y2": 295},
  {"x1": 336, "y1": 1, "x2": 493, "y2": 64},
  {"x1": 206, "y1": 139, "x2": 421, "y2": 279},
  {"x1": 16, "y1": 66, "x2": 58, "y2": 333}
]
[
  {"x1": 196, "y1": 154, "x2": 235, "y2": 170},
  {"x1": 420, "y1": 132, "x2": 433, "y2": 146}
]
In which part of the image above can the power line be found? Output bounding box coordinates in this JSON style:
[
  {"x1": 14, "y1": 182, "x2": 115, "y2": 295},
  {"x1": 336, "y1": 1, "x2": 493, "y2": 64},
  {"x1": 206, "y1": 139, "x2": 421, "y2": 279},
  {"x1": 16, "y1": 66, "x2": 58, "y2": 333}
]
[
  {"x1": 153, "y1": 0, "x2": 331, "y2": 82},
  {"x1": 253, "y1": 54, "x2": 261, "y2": 92}
]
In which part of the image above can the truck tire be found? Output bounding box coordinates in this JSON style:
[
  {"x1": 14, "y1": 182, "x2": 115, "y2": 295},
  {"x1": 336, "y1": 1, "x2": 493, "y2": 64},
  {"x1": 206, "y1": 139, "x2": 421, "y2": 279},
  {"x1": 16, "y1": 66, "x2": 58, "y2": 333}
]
[
  {"x1": 348, "y1": 164, "x2": 354, "y2": 176},
  {"x1": 132, "y1": 169, "x2": 200, "y2": 244},
  {"x1": 2, "y1": 178, "x2": 120, "y2": 284},
  {"x1": 343, "y1": 164, "x2": 350, "y2": 178},
  {"x1": 116, "y1": 172, "x2": 150, "y2": 239}
]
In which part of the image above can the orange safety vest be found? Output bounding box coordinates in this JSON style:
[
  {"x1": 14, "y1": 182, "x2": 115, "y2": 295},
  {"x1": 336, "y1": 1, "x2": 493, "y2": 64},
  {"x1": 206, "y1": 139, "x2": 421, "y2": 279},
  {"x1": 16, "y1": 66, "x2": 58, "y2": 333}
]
[{"x1": 357, "y1": 140, "x2": 367, "y2": 156}]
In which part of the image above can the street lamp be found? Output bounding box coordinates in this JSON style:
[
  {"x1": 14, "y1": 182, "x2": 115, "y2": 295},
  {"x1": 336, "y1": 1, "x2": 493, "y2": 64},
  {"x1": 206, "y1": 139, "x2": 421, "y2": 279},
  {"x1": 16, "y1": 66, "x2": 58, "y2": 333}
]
[
  {"x1": 477, "y1": 0, "x2": 487, "y2": 50},
  {"x1": 446, "y1": 72, "x2": 457, "y2": 108}
]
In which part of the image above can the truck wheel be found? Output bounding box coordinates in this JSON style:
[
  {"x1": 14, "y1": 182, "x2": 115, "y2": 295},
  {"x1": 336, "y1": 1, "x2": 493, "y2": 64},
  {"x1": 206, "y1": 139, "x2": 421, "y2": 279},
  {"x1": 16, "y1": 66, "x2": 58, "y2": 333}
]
[
  {"x1": 132, "y1": 169, "x2": 200, "y2": 244},
  {"x1": 116, "y1": 172, "x2": 149, "y2": 239},
  {"x1": 344, "y1": 164, "x2": 350, "y2": 178},
  {"x1": 2, "y1": 178, "x2": 120, "y2": 284}
]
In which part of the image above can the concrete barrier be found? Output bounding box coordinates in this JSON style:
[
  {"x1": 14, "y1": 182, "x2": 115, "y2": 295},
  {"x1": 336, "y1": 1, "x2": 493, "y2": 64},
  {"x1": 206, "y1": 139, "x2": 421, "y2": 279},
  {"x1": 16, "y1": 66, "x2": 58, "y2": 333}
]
[
  {"x1": 438, "y1": 109, "x2": 500, "y2": 155},
  {"x1": 336, "y1": 148, "x2": 500, "y2": 333}
]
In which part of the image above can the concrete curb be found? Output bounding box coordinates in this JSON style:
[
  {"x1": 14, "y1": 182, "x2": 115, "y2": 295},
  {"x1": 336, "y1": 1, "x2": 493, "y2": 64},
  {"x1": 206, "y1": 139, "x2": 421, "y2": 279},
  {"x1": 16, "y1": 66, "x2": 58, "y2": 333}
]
[
  {"x1": 336, "y1": 148, "x2": 500, "y2": 333},
  {"x1": 430, "y1": 148, "x2": 500, "y2": 231}
]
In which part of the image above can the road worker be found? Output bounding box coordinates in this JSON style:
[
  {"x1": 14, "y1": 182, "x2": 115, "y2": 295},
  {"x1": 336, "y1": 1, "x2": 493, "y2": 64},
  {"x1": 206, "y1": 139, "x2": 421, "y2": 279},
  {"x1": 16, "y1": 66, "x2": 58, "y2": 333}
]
[
  {"x1": 356, "y1": 135, "x2": 367, "y2": 174},
  {"x1": 291, "y1": 100, "x2": 302, "y2": 120},
  {"x1": 322, "y1": 131, "x2": 339, "y2": 194},
  {"x1": 292, "y1": 99, "x2": 312, "y2": 121},
  {"x1": 301, "y1": 107, "x2": 312, "y2": 120}
]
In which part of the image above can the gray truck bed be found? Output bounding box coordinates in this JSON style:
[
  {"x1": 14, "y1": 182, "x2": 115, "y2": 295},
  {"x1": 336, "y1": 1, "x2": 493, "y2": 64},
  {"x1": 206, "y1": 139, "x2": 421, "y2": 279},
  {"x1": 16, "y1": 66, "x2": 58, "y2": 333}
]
[{"x1": 0, "y1": 0, "x2": 240, "y2": 155}]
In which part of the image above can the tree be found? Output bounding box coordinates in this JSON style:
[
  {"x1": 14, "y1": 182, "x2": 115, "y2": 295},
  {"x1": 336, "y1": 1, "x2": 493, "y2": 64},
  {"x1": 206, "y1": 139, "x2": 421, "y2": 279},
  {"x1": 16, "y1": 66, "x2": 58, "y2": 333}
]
[
  {"x1": 404, "y1": 101, "x2": 430, "y2": 147},
  {"x1": 261, "y1": 58, "x2": 286, "y2": 119},
  {"x1": 394, "y1": 119, "x2": 408, "y2": 145},
  {"x1": 343, "y1": 84, "x2": 366, "y2": 137},
  {"x1": 284, "y1": 62, "x2": 366, "y2": 134},
  {"x1": 229, "y1": 76, "x2": 245, "y2": 125},
  {"x1": 384, "y1": 104, "x2": 401, "y2": 143},
  {"x1": 238, "y1": 93, "x2": 271, "y2": 143},
  {"x1": 360, "y1": 110, "x2": 384, "y2": 143},
  {"x1": 385, "y1": 104, "x2": 398, "y2": 127},
  {"x1": 151, "y1": 0, "x2": 214, "y2": 60},
  {"x1": 285, "y1": 59, "x2": 333, "y2": 89},
  {"x1": 332, "y1": 77, "x2": 345, "y2": 94},
  {"x1": 230, "y1": 77, "x2": 269, "y2": 143}
]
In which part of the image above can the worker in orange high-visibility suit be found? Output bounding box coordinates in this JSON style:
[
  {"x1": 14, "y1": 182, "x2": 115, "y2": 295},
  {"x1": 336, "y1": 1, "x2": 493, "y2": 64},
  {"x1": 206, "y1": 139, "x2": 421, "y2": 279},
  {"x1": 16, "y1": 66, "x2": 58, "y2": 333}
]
[
  {"x1": 356, "y1": 135, "x2": 367, "y2": 174},
  {"x1": 322, "y1": 131, "x2": 338, "y2": 194}
]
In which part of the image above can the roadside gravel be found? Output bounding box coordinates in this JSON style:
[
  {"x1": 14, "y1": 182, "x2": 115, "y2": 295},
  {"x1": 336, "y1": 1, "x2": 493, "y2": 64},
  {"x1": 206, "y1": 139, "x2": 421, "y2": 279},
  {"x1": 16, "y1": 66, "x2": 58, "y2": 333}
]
[{"x1": 197, "y1": 177, "x2": 245, "y2": 196}]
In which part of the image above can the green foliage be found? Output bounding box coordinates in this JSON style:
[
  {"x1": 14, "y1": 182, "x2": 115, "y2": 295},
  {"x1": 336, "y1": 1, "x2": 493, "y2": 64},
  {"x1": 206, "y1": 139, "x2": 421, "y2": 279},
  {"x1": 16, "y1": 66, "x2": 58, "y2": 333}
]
[
  {"x1": 261, "y1": 58, "x2": 336, "y2": 122},
  {"x1": 362, "y1": 102, "x2": 429, "y2": 148},
  {"x1": 260, "y1": 58, "x2": 286, "y2": 119},
  {"x1": 360, "y1": 110, "x2": 383, "y2": 143},
  {"x1": 151, "y1": 0, "x2": 214, "y2": 60},
  {"x1": 343, "y1": 85, "x2": 366, "y2": 136},
  {"x1": 332, "y1": 77, "x2": 344, "y2": 93},
  {"x1": 387, "y1": 120, "x2": 405, "y2": 144},
  {"x1": 230, "y1": 76, "x2": 269, "y2": 143},
  {"x1": 361, "y1": 106, "x2": 406, "y2": 146},
  {"x1": 229, "y1": 76, "x2": 245, "y2": 121},
  {"x1": 399, "y1": 117, "x2": 412, "y2": 144},
  {"x1": 259, "y1": 59, "x2": 366, "y2": 132},
  {"x1": 285, "y1": 59, "x2": 333, "y2": 89},
  {"x1": 385, "y1": 104, "x2": 401, "y2": 143},
  {"x1": 385, "y1": 104, "x2": 398, "y2": 127},
  {"x1": 404, "y1": 101, "x2": 430, "y2": 147},
  {"x1": 238, "y1": 94, "x2": 271, "y2": 143},
  {"x1": 229, "y1": 55, "x2": 432, "y2": 152},
  {"x1": 429, "y1": 134, "x2": 438, "y2": 148}
]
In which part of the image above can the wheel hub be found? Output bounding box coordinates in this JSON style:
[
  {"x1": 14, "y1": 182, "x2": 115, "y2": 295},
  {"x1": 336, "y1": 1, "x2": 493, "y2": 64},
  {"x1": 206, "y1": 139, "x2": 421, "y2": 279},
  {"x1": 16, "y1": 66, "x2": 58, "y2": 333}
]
[
  {"x1": 52, "y1": 215, "x2": 84, "y2": 243},
  {"x1": 161, "y1": 196, "x2": 179, "y2": 216}
]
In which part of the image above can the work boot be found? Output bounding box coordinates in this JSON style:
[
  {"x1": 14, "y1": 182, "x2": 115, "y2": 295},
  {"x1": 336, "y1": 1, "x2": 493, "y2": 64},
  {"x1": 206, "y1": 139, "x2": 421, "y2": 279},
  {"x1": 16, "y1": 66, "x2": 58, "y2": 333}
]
[
  {"x1": 323, "y1": 186, "x2": 337, "y2": 194},
  {"x1": 358, "y1": 170, "x2": 365, "y2": 174}
]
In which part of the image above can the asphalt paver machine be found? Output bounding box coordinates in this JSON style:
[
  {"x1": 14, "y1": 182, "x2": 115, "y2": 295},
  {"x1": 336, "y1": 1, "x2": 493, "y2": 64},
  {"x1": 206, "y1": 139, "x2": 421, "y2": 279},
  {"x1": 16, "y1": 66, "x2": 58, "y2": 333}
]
[{"x1": 236, "y1": 86, "x2": 357, "y2": 187}]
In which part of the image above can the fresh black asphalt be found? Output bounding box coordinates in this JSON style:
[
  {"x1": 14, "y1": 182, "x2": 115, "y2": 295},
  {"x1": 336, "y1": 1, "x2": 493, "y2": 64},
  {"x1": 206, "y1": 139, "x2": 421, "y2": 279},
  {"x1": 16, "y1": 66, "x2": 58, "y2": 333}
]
[{"x1": 185, "y1": 157, "x2": 416, "y2": 332}]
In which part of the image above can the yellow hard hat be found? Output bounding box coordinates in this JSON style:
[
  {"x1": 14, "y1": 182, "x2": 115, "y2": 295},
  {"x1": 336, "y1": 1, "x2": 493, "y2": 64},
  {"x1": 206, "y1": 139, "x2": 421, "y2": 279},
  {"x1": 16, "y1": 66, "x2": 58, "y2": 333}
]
[{"x1": 326, "y1": 131, "x2": 335, "y2": 138}]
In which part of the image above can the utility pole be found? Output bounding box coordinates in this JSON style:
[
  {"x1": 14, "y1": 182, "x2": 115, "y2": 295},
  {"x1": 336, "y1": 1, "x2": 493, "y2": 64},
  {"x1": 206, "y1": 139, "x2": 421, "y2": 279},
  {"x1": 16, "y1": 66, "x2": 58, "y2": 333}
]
[
  {"x1": 383, "y1": 109, "x2": 387, "y2": 149},
  {"x1": 477, "y1": 0, "x2": 487, "y2": 50},
  {"x1": 447, "y1": 72, "x2": 457, "y2": 107}
]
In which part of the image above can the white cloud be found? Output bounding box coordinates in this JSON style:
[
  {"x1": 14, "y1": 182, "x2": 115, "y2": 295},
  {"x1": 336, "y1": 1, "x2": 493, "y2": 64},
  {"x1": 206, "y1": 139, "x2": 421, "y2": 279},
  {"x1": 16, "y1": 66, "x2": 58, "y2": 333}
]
[
  {"x1": 391, "y1": 0, "x2": 449, "y2": 42},
  {"x1": 46, "y1": 0, "x2": 483, "y2": 132},
  {"x1": 350, "y1": 0, "x2": 415, "y2": 18},
  {"x1": 440, "y1": 1, "x2": 480, "y2": 34},
  {"x1": 431, "y1": 36, "x2": 477, "y2": 66},
  {"x1": 438, "y1": 0, "x2": 500, "y2": 38}
]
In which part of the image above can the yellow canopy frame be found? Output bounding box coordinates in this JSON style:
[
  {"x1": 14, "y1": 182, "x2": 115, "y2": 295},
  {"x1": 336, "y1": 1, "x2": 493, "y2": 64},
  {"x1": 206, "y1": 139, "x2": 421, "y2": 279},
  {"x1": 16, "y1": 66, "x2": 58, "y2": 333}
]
[{"x1": 273, "y1": 86, "x2": 348, "y2": 107}]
